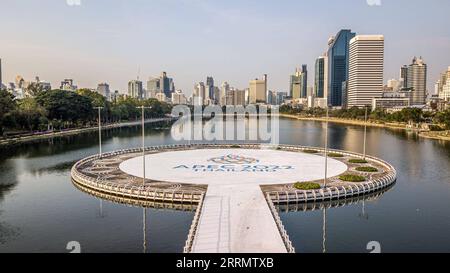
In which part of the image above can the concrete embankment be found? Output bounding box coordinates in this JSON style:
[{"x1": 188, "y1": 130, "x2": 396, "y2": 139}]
[{"x1": 0, "y1": 118, "x2": 175, "y2": 147}]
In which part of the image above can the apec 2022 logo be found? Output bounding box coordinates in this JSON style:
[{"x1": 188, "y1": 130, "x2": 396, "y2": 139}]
[{"x1": 173, "y1": 154, "x2": 295, "y2": 173}]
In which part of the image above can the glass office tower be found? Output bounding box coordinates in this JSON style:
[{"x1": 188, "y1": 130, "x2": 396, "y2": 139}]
[
  {"x1": 314, "y1": 56, "x2": 326, "y2": 98},
  {"x1": 327, "y1": 29, "x2": 356, "y2": 106}
]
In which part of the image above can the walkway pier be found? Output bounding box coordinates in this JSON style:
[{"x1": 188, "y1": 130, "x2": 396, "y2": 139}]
[
  {"x1": 190, "y1": 184, "x2": 288, "y2": 253},
  {"x1": 71, "y1": 144, "x2": 397, "y2": 254}
]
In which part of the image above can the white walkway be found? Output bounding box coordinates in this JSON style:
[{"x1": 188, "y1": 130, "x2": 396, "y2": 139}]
[{"x1": 191, "y1": 184, "x2": 287, "y2": 253}]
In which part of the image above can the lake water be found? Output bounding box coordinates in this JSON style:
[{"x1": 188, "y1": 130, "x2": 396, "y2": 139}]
[{"x1": 1, "y1": 117, "x2": 450, "y2": 253}]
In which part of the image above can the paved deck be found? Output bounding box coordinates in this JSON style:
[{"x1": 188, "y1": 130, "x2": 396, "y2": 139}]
[{"x1": 191, "y1": 184, "x2": 287, "y2": 253}]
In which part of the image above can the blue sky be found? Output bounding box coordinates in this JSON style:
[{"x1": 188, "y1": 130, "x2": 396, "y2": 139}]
[{"x1": 1, "y1": 0, "x2": 450, "y2": 95}]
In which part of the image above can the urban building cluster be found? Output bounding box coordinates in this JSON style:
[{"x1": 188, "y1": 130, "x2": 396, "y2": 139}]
[
  {"x1": 287, "y1": 29, "x2": 446, "y2": 113},
  {"x1": 1, "y1": 29, "x2": 449, "y2": 112}
]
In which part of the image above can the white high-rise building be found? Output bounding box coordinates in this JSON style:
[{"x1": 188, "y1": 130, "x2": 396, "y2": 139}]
[
  {"x1": 347, "y1": 35, "x2": 384, "y2": 108},
  {"x1": 128, "y1": 80, "x2": 144, "y2": 100},
  {"x1": 249, "y1": 74, "x2": 267, "y2": 104},
  {"x1": 172, "y1": 90, "x2": 187, "y2": 105},
  {"x1": 220, "y1": 82, "x2": 230, "y2": 104},
  {"x1": 437, "y1": 67, "x2": 450, "y2": 101},
  {"x1": 193, "y1": 82, "x2": 208, "y2": 105},
  {"x1": 406, "y1": 57, "x2": 427, "y2": 105},
  {"x1": 439, "y1": 67, "x2": 450, "y2": 101},
  {"x1": 223, "y1": 89, "x2": 246, "y2": 106}
]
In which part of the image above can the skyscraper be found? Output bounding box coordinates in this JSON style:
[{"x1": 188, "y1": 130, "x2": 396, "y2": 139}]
[
  {"x1": 147, "y1": 77, "x2": 160, "y2": 98},
  {"x1": 406, "y1": 57, "x2": 427, "y2": 105},
  {"x1": 160, "y1": 72, "x2": 173, "y2": 99},
  {"x1": 347, "y1": 35, "x2": 384, "y2": 108},
  {"x1": 327, "y1": 29, "x2": 356, "y2": 106},
  {"x1": 128, "y1": 80, "x2": 144, "y2": 100},
  {"x1": 314, "y1": 56, "x2": 327, "y2": 98},
  {"x1": 437, "y1": 67, "x2": 450, "y2": 101},
  {"x1": 194, "y1": 82, "x2": 207, "y2": 105},
  {"x1": 301, "y1": 65, "x2": 308, "y2": 98},
  {"x1": 206, "y1": 76, "x2": 215, "y2": 102},
  {"x1": 97, "y1": 83, "x2": 111, "y2": 100},
  {"x1": 400, "y1": 65, "x2": 408, "y2": 88},
  {"x1": 220, "y1": 82, "x2": 230, "y2": 105},
  {"x1": 249, "y1": 75, "x2": 267, "y2": 104},
  {"x1": 0, "y1": 58, "x2": 3, "y2": 89},
  {"x1": 290, "y1": 67, "x2": 307, "y2": 99}
]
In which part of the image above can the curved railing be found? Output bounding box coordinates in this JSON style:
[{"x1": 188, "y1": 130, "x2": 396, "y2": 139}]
[
  {"x1": 264, "y1": 145, "x2": 397, "y2": 204},
  {"x1": 71, "y1": 148, "x2": 205, "y2": 203},
  {"x1": 72, "y1": 143, "x2": 396, "y2": 205}
]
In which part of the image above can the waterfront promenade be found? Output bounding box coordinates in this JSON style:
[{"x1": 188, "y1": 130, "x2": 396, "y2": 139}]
[{"x1": 0, "y1": 117, "x2": 175, "y2": 146}]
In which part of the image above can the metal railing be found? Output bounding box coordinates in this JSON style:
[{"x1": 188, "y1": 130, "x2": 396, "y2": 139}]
[
  {"x1": 266, "y1": 195, "x2": 296, "y2": 253},
  {"x1": 183, "y1": 193, "x2": 206, "y2": 253}
]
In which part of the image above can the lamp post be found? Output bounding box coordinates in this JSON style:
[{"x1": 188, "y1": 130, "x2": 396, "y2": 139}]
[
  {"x1": 94, "y1": 107, "x2": 103, "y2": 157},
  {"x1": 137, "y1": 106, "x2": 152, "y2": 186},
  {"x1": 143, "y1": 207, "x2": 147, "y2": 253},
  {"x1": 324, "y1": 105, "x2": 330, "y2": 188},
  {"x1": 322, "y1": 206, "x2": 327, "y2": 253},
  {"x1": 363, "y1": 105, "x2": 369, "y2": 160}
]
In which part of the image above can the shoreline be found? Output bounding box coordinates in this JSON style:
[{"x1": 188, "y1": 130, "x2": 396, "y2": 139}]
[
  {"x1": 279, "y1": 113, "x2": 450, "y2": 142},
  {"x1": 0, "y1": 117, "x2": 175, "y2": 147}
]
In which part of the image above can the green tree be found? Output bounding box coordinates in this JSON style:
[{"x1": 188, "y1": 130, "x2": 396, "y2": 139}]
[
  {"x1": 111, "y1": 96, "x2": 140, "y2": 121},
  {"x1": 435, "y1": 110, "x2": 450, "y2": 129},
  {"x1": 16, "y1": 98, "x2": 48, "y2": 131},
  {"x1": 142, "y1": 98, "x2": 172, "y2": 117},
  {"x1": 370, "y1": 108, "x2": 387, "y2": 121},
  {"x1": 0, "y1": 89, "x2": 17, "y2": 135},
  {"x1": 35, "y1": 89, "x2": 94, "y2": 126},
  {"x1": 77, "y1": 88, "x2": 108, "y2": 108},
  {"x1": 77, "y1": 88, "x2": 111, "y2": 122},
  {"x1": 401, "y1": 108, "x2": 423, "y2": 123}
]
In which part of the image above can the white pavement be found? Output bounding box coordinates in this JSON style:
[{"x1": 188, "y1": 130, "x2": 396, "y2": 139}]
[
  {"x1": 119, "y1": 149, "x2": 348, "y2": 186},
  {"x1": 191, "y1": 184, "x2": 287, "y2": 253},
  {"x1": 119, "y1": 148, "x2": 348, "y2": 253}
]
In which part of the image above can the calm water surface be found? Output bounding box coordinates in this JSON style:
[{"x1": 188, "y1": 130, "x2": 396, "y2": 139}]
[{"x1": 0, "y1": 117, "x2": 449, "y2": 253}]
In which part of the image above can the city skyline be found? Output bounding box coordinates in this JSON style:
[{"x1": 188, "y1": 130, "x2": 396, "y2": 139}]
[{"x1": 1, "y1": 0, "x2": 450, "y2": 95}]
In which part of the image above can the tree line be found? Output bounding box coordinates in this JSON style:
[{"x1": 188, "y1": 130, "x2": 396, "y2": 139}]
[
  {"x1": 280, "y1": 105, "x2": 450, "y2": 130},
  {"x1": 0, "y1": 88, "x2": 172, "y2": 136}
]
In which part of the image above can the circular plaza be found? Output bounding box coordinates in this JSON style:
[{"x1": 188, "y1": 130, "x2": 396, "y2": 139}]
[{"x1": 71, "y1": 144, "x2": 397, "y2": 204}]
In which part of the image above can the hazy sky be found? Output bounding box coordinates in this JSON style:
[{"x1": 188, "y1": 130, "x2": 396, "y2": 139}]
[{"x1": 1, "y1": 0, "x2": 450, "y2": 95}]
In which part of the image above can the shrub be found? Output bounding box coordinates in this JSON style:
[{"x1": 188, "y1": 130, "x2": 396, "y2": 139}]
[
  {"x1": 230, "y1": 145, "x2": 241, "y2": 148},
  {"x1": 303, "y1": 149, "x2": 319, "y2": 154},
  {"x1": 349, "y1": 159, "x2": 368, "y2": 164},
  {"x1": 428, "y1": 125, "x2": 445, "y2": 131},
  {"x1": 328, "y1": 153, "x2": 344, "y2": 158},
  {"x1": 356, "y1": 166, "x2": 378, "y2": 172},
  {"x1": 339, "y1": 174, "x2": 366, "y2": 182},
  {"x1": 293, "y1": 182, "x2": 321, "y2": 190}
]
